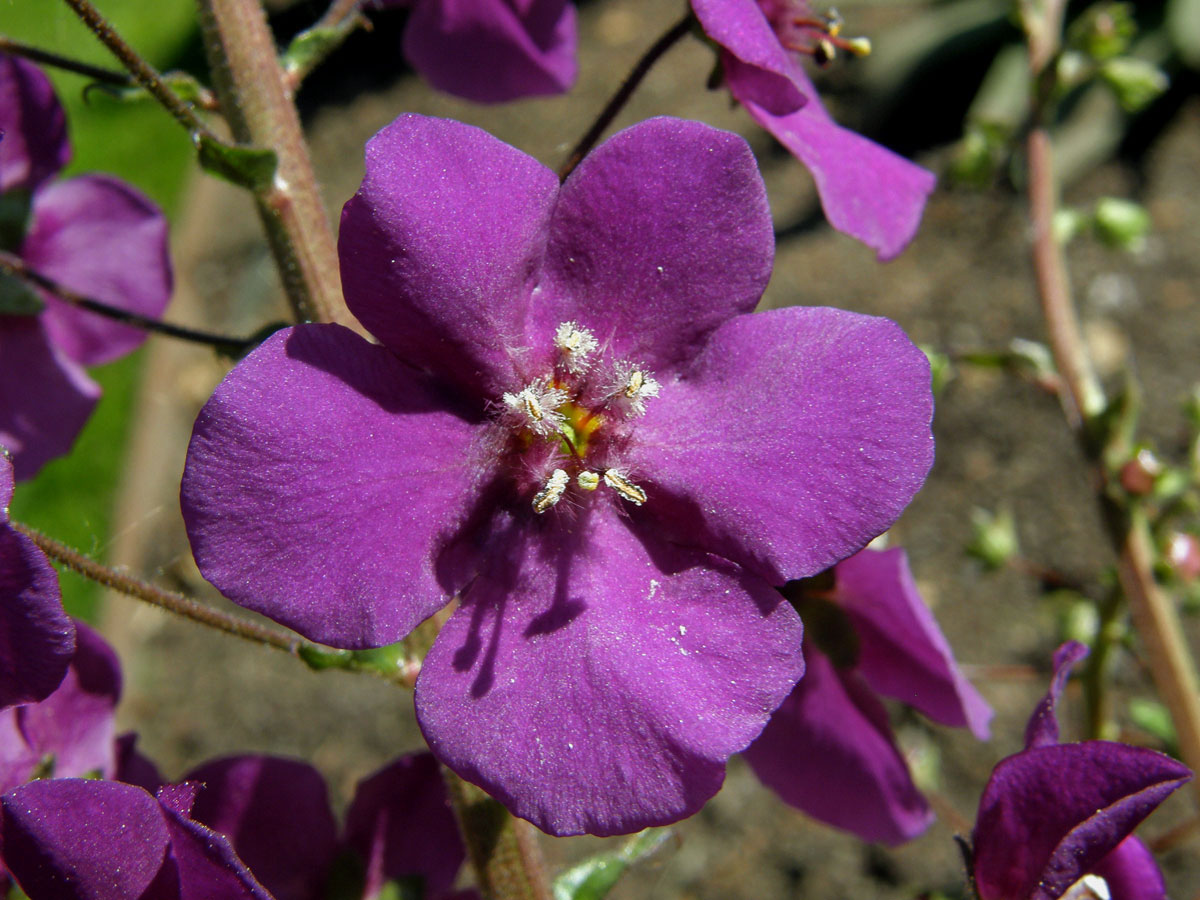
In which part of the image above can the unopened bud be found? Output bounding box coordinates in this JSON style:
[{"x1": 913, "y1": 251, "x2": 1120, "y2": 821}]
[{"x1": 1118, "y1": 447, "x2": 1161, "y2": 495}]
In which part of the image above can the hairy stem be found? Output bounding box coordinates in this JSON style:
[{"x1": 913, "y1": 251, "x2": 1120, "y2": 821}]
[
  {"x1": 195, "y1": 0, "x2": 348, "y2": 326},
  {"x1": 1022, "y1": 7, "x2": 1200, "y2": 800},
  {"x1": 558, "y1": 12, "x2": 694, "y2": 181},
  {"x1": 0, "y1": 252, "x2": 256, "y2": 355},
  {"x1": 443, "y1": 770, "x2": 553, "y2": 900},
  {"x1": 282, "y1": 0, "x2": 368, "y2": 95},
  {"x1": 60, "y1": 0, "x2": 216, "y2": 137}
]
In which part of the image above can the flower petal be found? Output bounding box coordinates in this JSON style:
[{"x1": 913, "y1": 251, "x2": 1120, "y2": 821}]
[
  {"x1": 635, "y1": 306, "x2": 934, "y2": 585},
  {"x1": 17, "y1": 622, "x2": 121, "y2": 781},
  {"x1": 743, "y1": 645, "x2": 933, "y2": 844},
  {"x1": 0, "y1": 55, "x2": 69, "y2": 194},
  {"x1": 689, "y1": 0, "x2": 806, "y2": 114},
  {"x1": 835, "y1": 548, "x2": 992, "y2": 739},
  {"x1": 729, "y1": 58, "x2": 935, "y2": 261},
  {"x1": 416, "y1": 507, "x2": 803, "y2": 836},
  {"x1": 1088, "y1": 836, "x2": 1166, "y2": 900},
  {"x1": 181, "y1": 324, "x2": 481, "y2": 648},
  {"x1": 535, "y1": 118, "x2": 774, "y2": 376},
  {"x1": 22, "y1": 174, "x2": 173, "y2": 366},
  {"x1": 183, "y1": 756, "x2": 337, "y2": 900},
  {"x1": 0, "y1": 523, "x2": 74, "y2": 709},
  {"x1": 343, "y1": 753, "x2": 465, "y2": 898},
  {"x1": 403, "y1": 0, "x2": 577, "y2": 103},
  {"x1": 0, "y1": 779, "x2": 172, "y2": 900},
  {"x1": 972, "y1": 742, "x2": 1192, "y2": 900},
  {"x1": 158, "y1": 796, "x2": 274, "y2": 900},
  {"x1": 339, "y1": 114, "x2": 559, "y2": 398},
  {"x1": 0, "y1": 317, "x2": 99, "y2": 481},
  {"x1": 1025, "y1": 640, "x2": 1089, "y2": 750}
]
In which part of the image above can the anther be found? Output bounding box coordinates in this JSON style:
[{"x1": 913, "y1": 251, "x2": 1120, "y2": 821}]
[
  {"x1": 533, "y1": 469, "x2": 570, "y2": 513},
  {"x1": 603, "y1": 469, "x2": 647, "y2": 506},
  {"x1": 502, "y1": 381, "x2": 567, "y2": 436},
  {"x1": 577, "y1": 471, "x2": 600, "y2": 491},
  {"x1": 611, "y1": 363, "x2": 660, "y2": 416},
  {"x1": 554, "y1": 322, "x2": 598, "y2": 373}
]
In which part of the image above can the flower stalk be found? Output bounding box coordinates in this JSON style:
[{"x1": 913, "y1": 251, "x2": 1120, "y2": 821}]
[{"x1": 194, "y1": 0, "x2": 349, "y2": 326}]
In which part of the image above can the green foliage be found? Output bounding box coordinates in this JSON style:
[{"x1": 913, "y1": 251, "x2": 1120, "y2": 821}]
[
  {"x1": 552, "y1": 829, "x2": 672, "y2": 900},
  {"x1": 195, "y1": 135, "x2": 278, "y2": 191},
  {"x1": 967, "y1": 506, "x2": 1019, "y2": 571}
]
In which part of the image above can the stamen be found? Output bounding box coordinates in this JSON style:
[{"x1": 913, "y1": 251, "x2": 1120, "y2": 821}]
[
  {"x1": 577, "y1": 470, "x2": 600, "y2": 491},
  {"x1": 610, "y1": 363, "x2": 660, "y2": 417},
  {"x1": 502, "y1": 380, "x2": 567, "y2": 436},
  {"x1": 1062, "y1": 875, "x2": 1111, "y2": 900},
  {"x1": 554, "y1": 322, "x2": 599, "y2": 373},
  {"x1": 533, "y1": 469, "x2": 570, "y2": 514},
  {"x1": 603, "y1": 469, "x2": 647, "y2": 506}
]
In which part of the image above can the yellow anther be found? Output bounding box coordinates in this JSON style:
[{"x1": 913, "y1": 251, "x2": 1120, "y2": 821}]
[
  {"x1": 533, "y1": 469, "x2": 570, "y2": 514},
  {"x1": 603, "y1": 469, "x2": 647, "y2": 506},
  {"x1": 577, "y1": 471, "x2": 600, "y2": 491}
]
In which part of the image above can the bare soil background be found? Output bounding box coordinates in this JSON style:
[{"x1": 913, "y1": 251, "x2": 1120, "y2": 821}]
[{"x1": 93, "y1": 1, "x2": 1200, "y2": 896}]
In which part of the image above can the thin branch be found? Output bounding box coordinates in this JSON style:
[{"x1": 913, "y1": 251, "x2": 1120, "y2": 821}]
[
  {"x1": 0, "y1": 252, "x2": 257, "y2": 355},
  {"x1": 558, "y1": 12, "x2": 694, "y2": 181},
  {"x1": 282, "y1": 0, "x2": 369, "y2": 96},
  {"x1": 0, "y1": 34, "x2": 130, "y2": 86},
  {"x1": 60, "y1": 0, "x2": 217, "y2": 139}
]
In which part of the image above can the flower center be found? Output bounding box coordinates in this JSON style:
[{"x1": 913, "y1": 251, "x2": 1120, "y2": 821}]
[
  {"x1": 758, "y1": 1, "x2": 871, "y2": 65},
  {"x1": 500, "y1": 322, "x2": 660, "y2": 514}
]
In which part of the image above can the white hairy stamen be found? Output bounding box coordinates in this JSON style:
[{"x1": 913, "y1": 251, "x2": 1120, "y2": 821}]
[
  {"x1": 603, "y1": 469, "x2": 647, "y2": 506},
  {"x1": 1062, "y1": 875, "x2": 1111, "y2": 900},
  {"x1": 577, "y1": 470, "x2": 600, "y2": 491},
  {"x1": 532, "y1": 469, "x2": 570, "y2": 514},
  {"x1": 502, "y1": 380, "x2": 567, "y2": 436},
  {"x1": 610, "y1": 362, "x2": 660, "y2": 416},
  {"x1": 554, "y1": 322, "x2": 598, "y2": 373}
]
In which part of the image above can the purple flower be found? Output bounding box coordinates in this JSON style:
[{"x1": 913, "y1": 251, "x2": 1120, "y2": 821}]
[
  {"x1": 371, "y1": 0, "x2": 577, "y2": 103},
  {"x1": 0, "y1": 452, "x2": 74, "y2": 708},
  {"x1": 744, "y1": 547, "x2": 992, "y2": 844},
  {"x1": 690, "y1": 0, "x2": 936, "y2": 260},
  {"x1": 0, "y1": 54, "x2": 173, "y2": 480},
  {"x1": 181, "y1": 114, "x2": 935, "y2": 835},
  {"x1": 971, "y1": 642, "x2": 1192, "y2": 900}
]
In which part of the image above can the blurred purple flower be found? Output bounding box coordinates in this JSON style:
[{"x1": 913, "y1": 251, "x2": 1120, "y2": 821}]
[
  {"x1": 370, "y1": 0, "x2": 577, "y2": 103},
  {"x1": 971, "y1": 642, "x2": 1192, "y2": 900},
  {"x1": 181, "y1": 114, "x2": 934, "y2": 835},
  {"x1": 690, "y1": 0, "x2": 935, "y2": 260},
  {"x1": 744, "y1": 547, "x2": 992, "y2": 844},
  {"x1": 0, "y1": 452, "x2": 74, "y2": 708},
  {"x1": 0, "y1": 54, "x2": 173, "y2": 480}
]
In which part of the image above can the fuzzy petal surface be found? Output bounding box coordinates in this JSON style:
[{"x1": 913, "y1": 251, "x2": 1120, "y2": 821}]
[
  {"x1": 182, "y1": 324, "x2": 481, "y2": 648},
  {"x1": 0, "y1": 55, "x2": 69, "y2": 194},
  {"x1": 1025, "y1": 640, "x2": 1088, "y2": 750},
  {"x1": 836, "y1": 548, "x2": 992, "y2": 738},
  {"x1": 743, "y1": 645, "x2": 932, "y2": 844},
  {"x1": 17, "y1": 622, "x2": 121, "y2": 782},
  {"x1": 1089, "y1": 836, "x2": 1166, "y2": 900},
  {"x1": 183, "y1": 756, "x2": 336, "y2": 900},
  {"x1": 0, "y1": 318, "x2": 99, "y2": 481},
  {"x1": 0, "y1": 778, "x2": 171, "y2": 900},
  {"x1": 972, "y1": 742, "x2": 1192, "y2": 900},
  {"x1": 536, "y1": 118, "x2": 774, "y2": 376},
  {"x1": 0, "y1": 524, "x2": 73, "y2": 709},
  {"x1": 339, "y1": 114, "x2": 559, "y2": 398},
  {"x1": 344, "y1": 753, "x2": 465, "y2": 898},
  {"x1": 416, "y1": 507, "x2": 804, "y2": 836},
  {"x1": 635, "y1": 306, "x2": 933, "y2": 585},
  {"x1": 689, "y1": 0, "x2": 806, "y2": 115},
  {"x1": 730, "y1": 58, "x2": 935, "y2": 261},
  {"x1": 22, "y1": 174, "x2": 172, "y2": 366},
  {"x1": 403, "y1": 0, "x2": 577, "y2": 103}
]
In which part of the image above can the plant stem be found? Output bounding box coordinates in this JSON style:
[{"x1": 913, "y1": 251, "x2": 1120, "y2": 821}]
[
  {"x1": 0, "y1": 34, "x2": 130, "y2": 86},
  {"x1": 558, "y1": 12, "x2": 694, "y2": 181},
  {"x1": 443, "y1": 769, "x2": 553, "y2": 900},
  {"x1": 281, "y1": 0, "x2": 368, "y2": 95},
  {"x1": 0, "y1": 252, "x2": 256, "y2": 355},
  {"x1": 1022, "y1": 5, "x2": 1200, "y2": 800},
  {"x1": 195, "y1": 0, "x2": 349, "y2": 326},
  {"x1": 60, "y1": 0, "x2": 216, "y2": 138}
]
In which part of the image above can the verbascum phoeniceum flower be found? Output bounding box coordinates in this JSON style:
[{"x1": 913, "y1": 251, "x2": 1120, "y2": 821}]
[
  {"x1": 0, "y1": 54, "x2": 173, "y2": 480},
  {"x1": 181, "y1": 114, "x2": 935, "y2": 836},
  {"x1": 745, "y1": 547, "x2": 992, "y2": 844},
  {"x1": 971, "y1": 642, "x2": 1192, "y2": 900},
  {"x1": 690, "y1": 0, "x2": 936, "y2": 260},
  {"x1": 368, "y1": 0, "x2": 577, "y2": 103}
]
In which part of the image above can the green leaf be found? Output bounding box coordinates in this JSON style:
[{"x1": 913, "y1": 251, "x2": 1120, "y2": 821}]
[
  {"x1": 552, "y1": 828, "x2": 671, "y2": 900},
  {"x1": 85, "y1": 71, "x2": 214, "y2": 108},
  {"x1": 282, "y1": 21, "x2": 359, "y2": 79},
  {"x1": 1100, "y1": 57, "x2": 1169, "y2": 113},
  {"x1": 195, "y1": 135, "x2": 278, "y2": 191},
  {"x1": 0, "y1": 273, "x2": 46, "y2": 315},
  {"x1": 967, "y1": 506, "x2": 1019, "y2": 571},
  {"x1": 1168, "y1": 0, "x2": 1200, "y2": 67},
  {"x1": 1129, "y1": 697, "x2": 1178, "y2": 750}
]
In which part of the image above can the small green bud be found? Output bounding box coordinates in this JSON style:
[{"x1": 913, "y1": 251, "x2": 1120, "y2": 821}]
[
  {"x1": 1059, "y1": 597, "x2": 1099, "y2": 645},
  {"x1": 1054, "y1": 207, "x2": 1088, "y2": 245},
  {"x1": 1092, "y1": 196, "x2": 1152, "y2": 251},
  {"x1": 1100, "y1": 57, "x2": 1169, "y2": 113},
  {"x1": 921, "y1": 346, "x2": 954, "y2": 396},
  {"x1": 967, "y1": 506, "x2": 1019, "y2": 571},
  {"x1": 1067, "y1": 3, "x2": 1136, "y2": 61}
]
